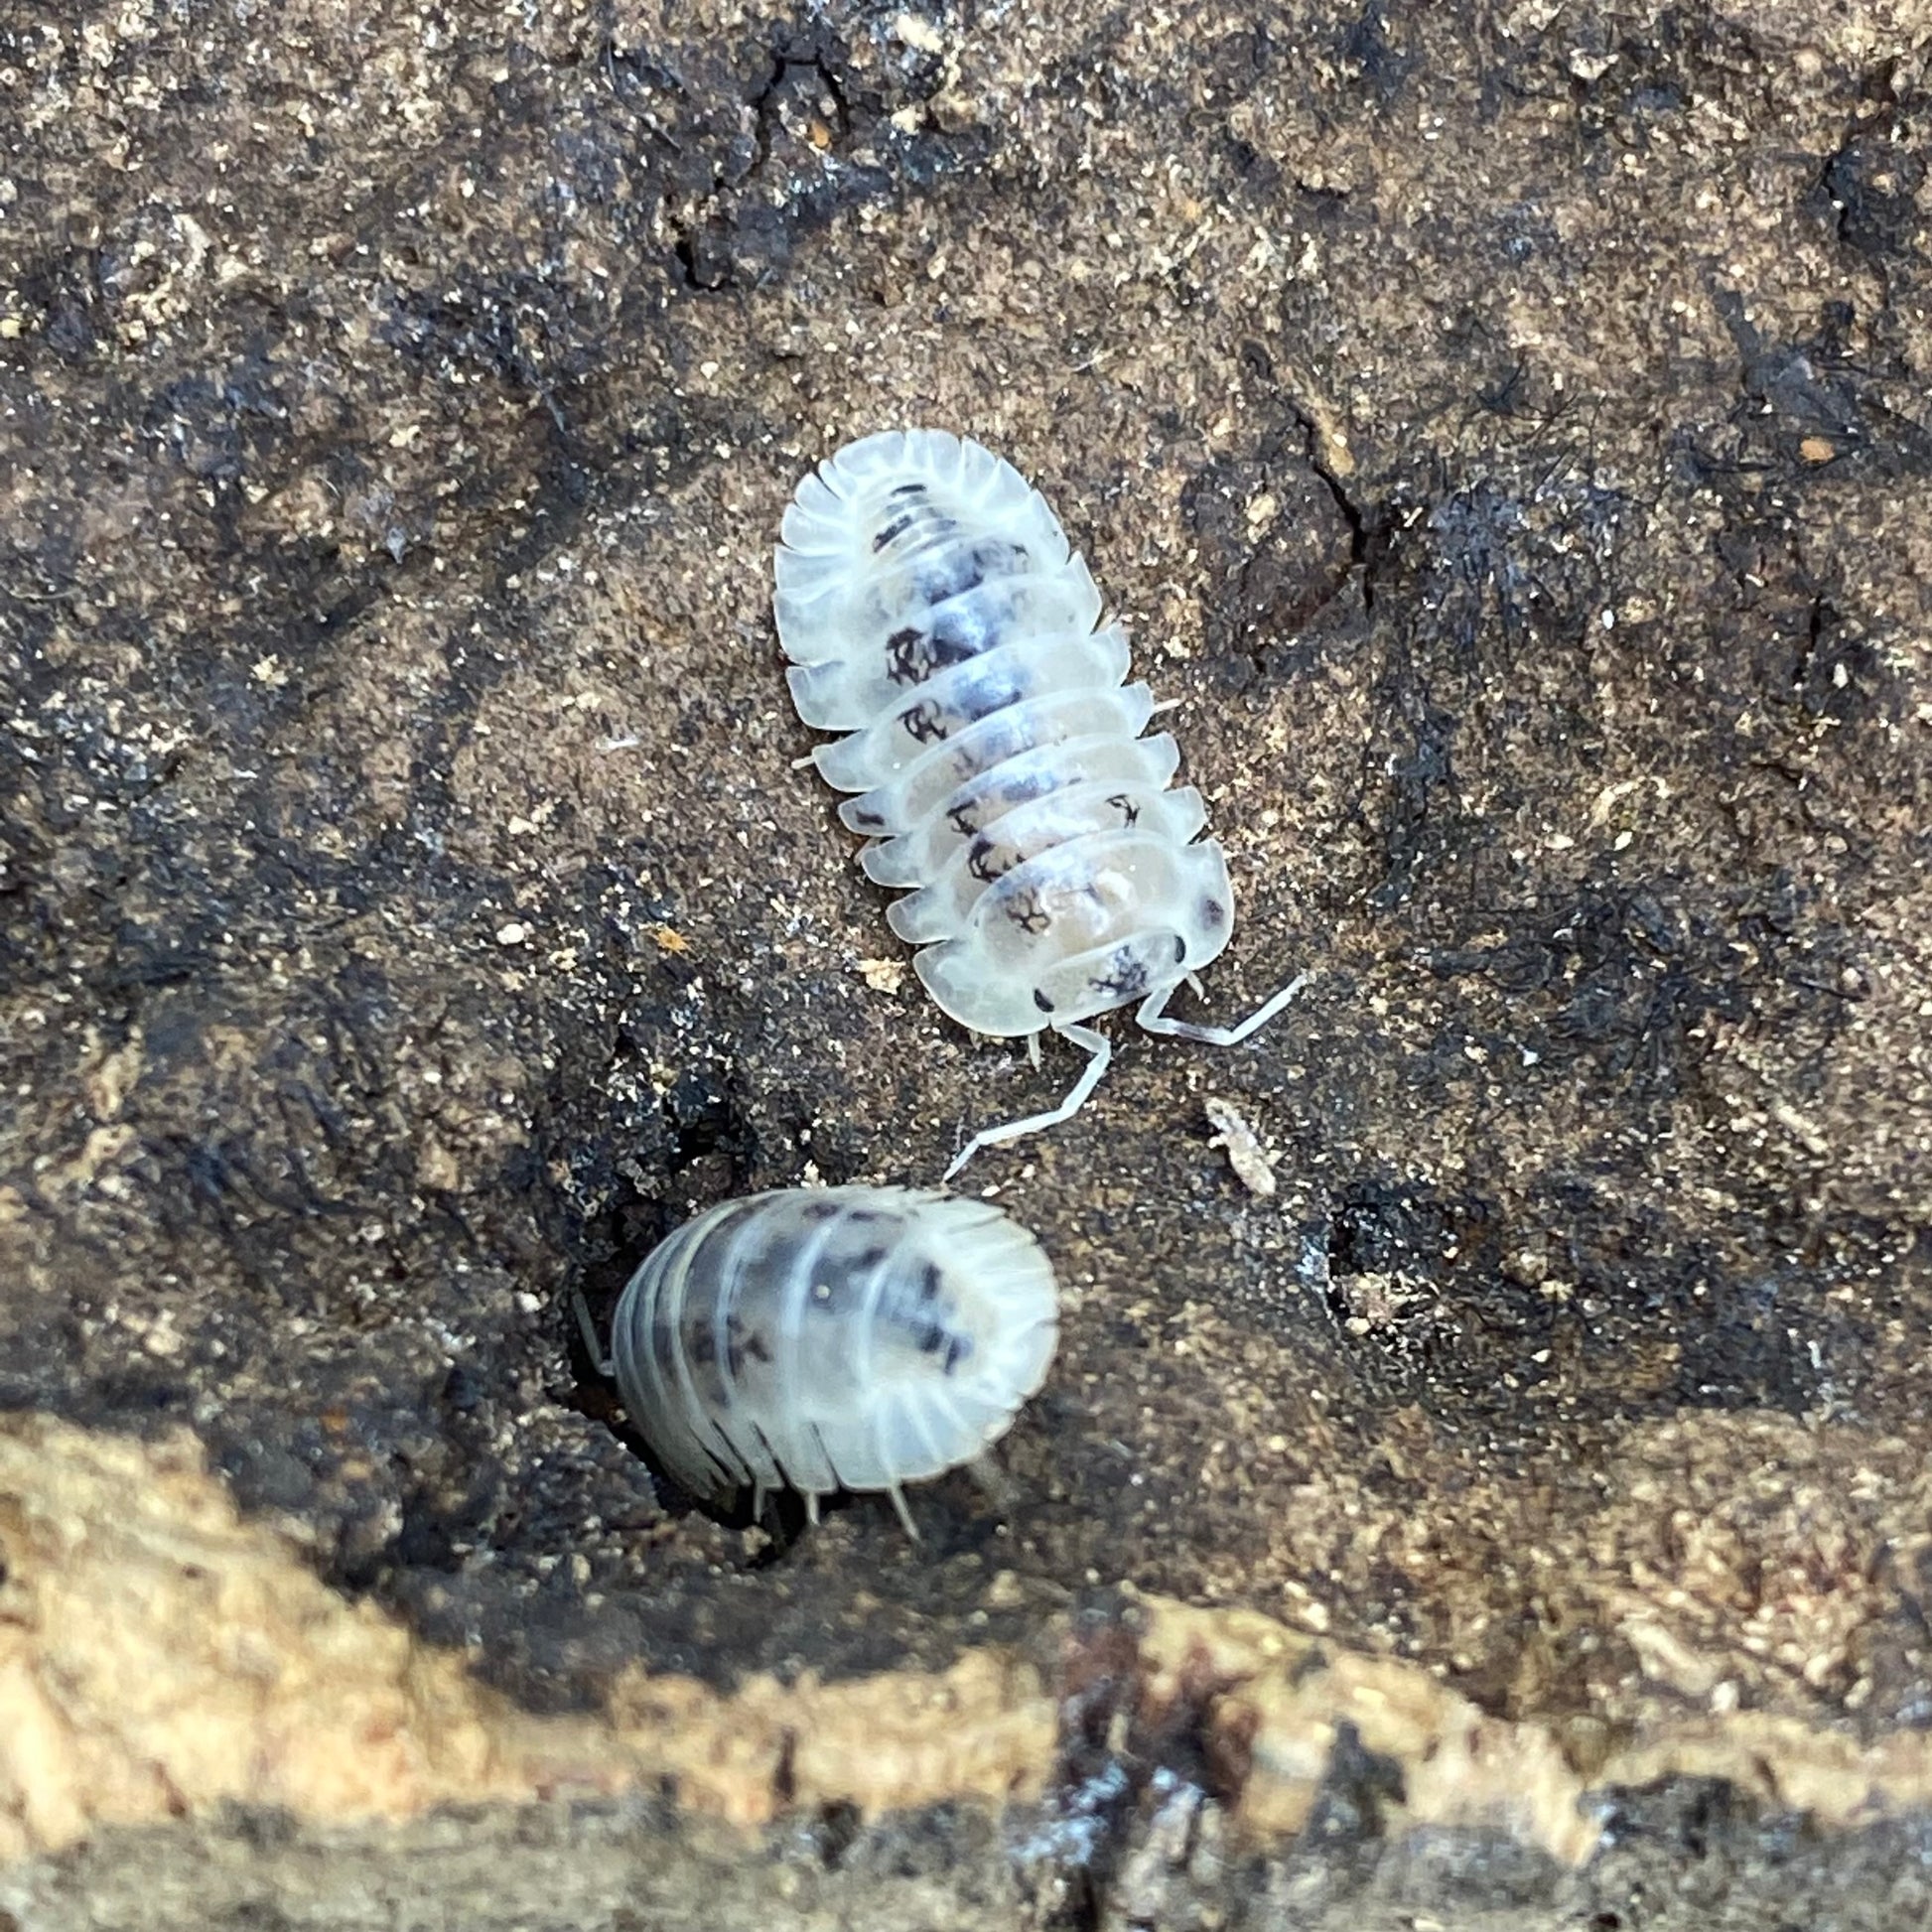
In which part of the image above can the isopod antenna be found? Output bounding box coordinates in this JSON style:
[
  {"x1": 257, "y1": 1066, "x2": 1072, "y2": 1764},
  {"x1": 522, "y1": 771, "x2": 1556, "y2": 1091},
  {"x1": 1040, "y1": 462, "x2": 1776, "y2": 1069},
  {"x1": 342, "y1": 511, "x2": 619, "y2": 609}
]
[{"x1": 940, "y1": 1022, "x2": 1111, "y2": 1181}]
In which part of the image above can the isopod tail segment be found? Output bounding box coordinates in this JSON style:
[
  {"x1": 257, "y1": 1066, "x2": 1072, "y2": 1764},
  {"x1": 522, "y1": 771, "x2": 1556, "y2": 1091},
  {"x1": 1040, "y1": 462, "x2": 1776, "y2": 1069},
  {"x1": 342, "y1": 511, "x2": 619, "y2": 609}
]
[{"x1": 939, "y1": 973, "x2": 1311, "y2": 1182}]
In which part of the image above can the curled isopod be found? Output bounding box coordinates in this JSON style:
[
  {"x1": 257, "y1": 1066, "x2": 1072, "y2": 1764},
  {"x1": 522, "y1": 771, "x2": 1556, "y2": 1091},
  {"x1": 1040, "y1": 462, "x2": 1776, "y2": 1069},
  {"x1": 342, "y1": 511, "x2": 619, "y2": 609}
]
[
  {"x1": 774, "y1": 429, "x2": 1306, "y2": 1175},
  {"x1": 578, "y1": 1184, "x2": 1058, "y2": 1537}
]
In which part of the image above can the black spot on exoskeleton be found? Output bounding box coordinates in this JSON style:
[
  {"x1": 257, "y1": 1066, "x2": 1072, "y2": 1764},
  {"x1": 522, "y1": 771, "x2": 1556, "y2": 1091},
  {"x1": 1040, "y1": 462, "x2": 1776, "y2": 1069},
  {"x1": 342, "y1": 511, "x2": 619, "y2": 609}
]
[
  {"x1": 873, "y1": 512, "x2": 916, "y2": 551},
  {"x1": 888, "y1": 483, "x2": 925, "y2": 499},
  {"x1": 1200, "y1": 897, "x2": 1227, "y2": 928},
  {"x1": 947, "y1": 799, "x2": 982, "y2": 836},
  {"x1": 908, "y1": 1311, "x2": 971, "y2": 1374},
  {"x1": 899, "y1": 699, "x2": 949, "y2": 744},
  {"x1": 886, "y1": 625, "x2": 927, "y2": 686},
  {"x1": 850, "y1": 805, "x2": 886, "y2": 832},
  {"x1": 1092, "y1": 948, "x2": 1150, "y2": 1000},
  {"x1": 916, "y1": 1261, "x2": 945, "y2": 1304},
  {"x1": 1003, "y1": 888, "x2": 1052, "y2": 935},
  {"x1": 799, "y1": 1198, "x2": 843, "y2": 1222},
  {"x1": 725, "y1": 1313, "x2": 773, "y2": 1376},
  {"x1": 845, "y1": 1243, "x2": 890, "y2": 1278},
  {"x1": 1108, "y1": 790, "x2": 1141, "y2": 827},
  {"x1": 968, "y1": 836, "x2": 1012, "y2": 883},
  {"x1": 1173, "y1": 934, "x2": 1188, "y2": 962},
  {"x1": 887, "y1": 621, "x2": 990, "y2": 688},
  {"x1": 1033, "y1": 987, "x2": 1055, "y2": 1012}
]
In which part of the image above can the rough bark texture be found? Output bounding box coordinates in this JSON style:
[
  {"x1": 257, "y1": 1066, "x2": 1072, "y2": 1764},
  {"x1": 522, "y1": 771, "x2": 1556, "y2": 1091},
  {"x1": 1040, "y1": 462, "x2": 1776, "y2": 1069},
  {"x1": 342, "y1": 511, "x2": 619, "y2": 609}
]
[{"x1": 2, "y1": 0, "x2": 1929, "y2": 1922}]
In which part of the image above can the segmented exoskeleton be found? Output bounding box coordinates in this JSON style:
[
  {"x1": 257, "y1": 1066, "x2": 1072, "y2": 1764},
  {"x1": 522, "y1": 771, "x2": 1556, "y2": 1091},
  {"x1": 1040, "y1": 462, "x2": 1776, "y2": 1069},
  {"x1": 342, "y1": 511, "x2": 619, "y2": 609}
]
[{"x1": 773, "y1": 429, "x2": 1304, "y2": 1173}]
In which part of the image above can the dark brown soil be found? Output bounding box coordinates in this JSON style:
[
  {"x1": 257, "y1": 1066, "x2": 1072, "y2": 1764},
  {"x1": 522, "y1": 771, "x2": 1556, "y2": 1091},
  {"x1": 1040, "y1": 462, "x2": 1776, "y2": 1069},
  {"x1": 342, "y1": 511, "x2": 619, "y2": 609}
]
[{"x1": 2, "y1": 0, "x2": 1929, "y2": 1918}]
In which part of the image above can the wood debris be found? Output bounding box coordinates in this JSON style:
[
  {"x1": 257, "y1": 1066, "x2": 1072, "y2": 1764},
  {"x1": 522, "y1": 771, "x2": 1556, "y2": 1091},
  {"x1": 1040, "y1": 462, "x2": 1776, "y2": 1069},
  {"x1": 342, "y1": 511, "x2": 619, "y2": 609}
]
[{"x1": 1204, "y1": 1096, "x2": 1276, "y2": 1196}]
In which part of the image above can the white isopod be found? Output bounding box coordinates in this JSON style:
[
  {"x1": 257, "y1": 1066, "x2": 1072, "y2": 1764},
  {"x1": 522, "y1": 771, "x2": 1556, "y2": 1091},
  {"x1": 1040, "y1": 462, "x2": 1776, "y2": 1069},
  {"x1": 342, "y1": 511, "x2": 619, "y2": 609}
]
[
  {"x1": 773, "y1": 428, "x2": 1306, "y2": 1175},
  {"x1": 581, "y1": 1184, "x2": 1059, "y2": 1537}
]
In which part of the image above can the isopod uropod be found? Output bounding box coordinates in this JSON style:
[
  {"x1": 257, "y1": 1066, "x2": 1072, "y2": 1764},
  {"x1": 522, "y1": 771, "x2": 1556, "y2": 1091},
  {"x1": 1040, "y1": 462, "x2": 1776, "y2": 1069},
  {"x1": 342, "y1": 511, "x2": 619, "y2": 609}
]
[
  {"x1": 580, "y1": 1184, "x2": 1059, "y2": 1537},
  {"x1": 773, "y1": 428, "x2": 1305, "y2": 1175}
]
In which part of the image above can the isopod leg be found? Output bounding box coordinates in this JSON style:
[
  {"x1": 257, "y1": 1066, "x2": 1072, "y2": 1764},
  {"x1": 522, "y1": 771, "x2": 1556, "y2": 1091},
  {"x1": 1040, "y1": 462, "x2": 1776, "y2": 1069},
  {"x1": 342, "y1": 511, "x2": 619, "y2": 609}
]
[
  {"x1": 569, "y1": 1289, "x2": 617, "y2": 1378},
  {"x1": 941, "y1": 1023, "x2": 1113, "y2": 1181},
  {"x1": 887, "y1": 1483, "x2": 920, "y2": 1541},
  {"x1": 806, "y1": 1491, "x2": 821, "y2": 1527},
  {"x1": 1135, "y1": 972, "x2": 1310, "y2": 1047}
]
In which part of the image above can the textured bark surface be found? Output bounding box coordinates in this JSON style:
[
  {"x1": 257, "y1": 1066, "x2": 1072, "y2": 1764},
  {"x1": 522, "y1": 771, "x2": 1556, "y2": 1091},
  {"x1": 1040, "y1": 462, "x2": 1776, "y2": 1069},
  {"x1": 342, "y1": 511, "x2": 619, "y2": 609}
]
[
  {"x1": 2, "y1": 0, "x2": 1929, "y2": 1921},
  {"x1": 4, "y1": 1415, "x2": 1932, "y2": 1925}
]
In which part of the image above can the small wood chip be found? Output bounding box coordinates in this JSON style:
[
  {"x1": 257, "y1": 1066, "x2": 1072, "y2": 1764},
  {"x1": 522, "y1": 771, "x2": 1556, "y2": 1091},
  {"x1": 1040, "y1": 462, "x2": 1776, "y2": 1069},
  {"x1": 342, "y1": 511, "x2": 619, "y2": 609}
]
[{"x1": 1204, "y1": 1097, "x2": 1276, "y2": 1196}]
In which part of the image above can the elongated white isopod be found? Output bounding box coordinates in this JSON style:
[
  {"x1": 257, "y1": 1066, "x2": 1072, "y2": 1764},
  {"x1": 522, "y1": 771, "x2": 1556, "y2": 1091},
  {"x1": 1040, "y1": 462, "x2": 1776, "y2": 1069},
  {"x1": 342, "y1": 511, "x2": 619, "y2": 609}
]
[
  {"x1": 773, "y1": 429, "x2": 1306, "y2": 1176},
  {"x1": 581, "y1": 1184, "x2": 1058, "y2": 1537}
]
